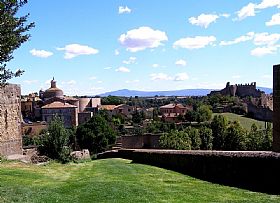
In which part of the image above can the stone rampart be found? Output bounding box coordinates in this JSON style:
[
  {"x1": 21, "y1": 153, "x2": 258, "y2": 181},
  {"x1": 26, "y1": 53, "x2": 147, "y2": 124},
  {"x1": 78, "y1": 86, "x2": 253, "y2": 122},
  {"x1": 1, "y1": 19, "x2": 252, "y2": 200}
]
[{"x1": 0, "y1": 84, "x2": 22, "y2": 156}]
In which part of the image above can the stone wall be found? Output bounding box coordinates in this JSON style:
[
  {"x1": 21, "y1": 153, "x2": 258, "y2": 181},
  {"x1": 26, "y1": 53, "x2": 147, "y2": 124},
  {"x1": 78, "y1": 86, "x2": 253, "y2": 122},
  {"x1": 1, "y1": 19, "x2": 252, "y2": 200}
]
[
  {"x1": 121, "y1": 134, "x2": 161, "y2": 149},
  {"x1": 0, "y1": 84, "x2": 22, "y2": 156},
  {"x1": 273, "y1": 64, "x2": 280, "y2": 152}
]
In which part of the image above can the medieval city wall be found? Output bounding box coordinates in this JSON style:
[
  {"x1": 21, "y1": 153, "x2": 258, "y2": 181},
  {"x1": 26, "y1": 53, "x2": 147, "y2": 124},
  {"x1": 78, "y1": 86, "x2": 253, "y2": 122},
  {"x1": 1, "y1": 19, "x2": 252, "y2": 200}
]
[{"x1": 0, "y1": 84, "x2": 22, "y2": 156}]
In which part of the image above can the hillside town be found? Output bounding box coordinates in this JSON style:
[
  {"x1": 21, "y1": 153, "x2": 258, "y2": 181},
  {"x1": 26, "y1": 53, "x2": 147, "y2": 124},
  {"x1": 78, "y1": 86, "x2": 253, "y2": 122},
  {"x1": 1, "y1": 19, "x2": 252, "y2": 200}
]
[{"x1": 1, "y1": 0, "x2": 280, "y2": 202}]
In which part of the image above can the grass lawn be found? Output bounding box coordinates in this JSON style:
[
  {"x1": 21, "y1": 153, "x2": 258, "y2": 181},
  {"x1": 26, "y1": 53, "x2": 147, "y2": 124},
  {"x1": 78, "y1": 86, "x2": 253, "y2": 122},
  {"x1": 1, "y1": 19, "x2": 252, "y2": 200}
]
[
  {"x1": 0, "y1": 158, "x2": 279, "y2": 203},
  {"x1": 213, "y1": 113, "x2": 270, "y2": 131}
]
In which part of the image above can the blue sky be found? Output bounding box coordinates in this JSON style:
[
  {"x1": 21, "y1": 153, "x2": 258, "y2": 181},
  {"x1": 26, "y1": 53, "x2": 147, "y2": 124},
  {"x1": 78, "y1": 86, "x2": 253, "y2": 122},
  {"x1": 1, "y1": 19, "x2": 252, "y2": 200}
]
[{"x1": 8, "y1": 0, "x2": 280, "y2": 95}]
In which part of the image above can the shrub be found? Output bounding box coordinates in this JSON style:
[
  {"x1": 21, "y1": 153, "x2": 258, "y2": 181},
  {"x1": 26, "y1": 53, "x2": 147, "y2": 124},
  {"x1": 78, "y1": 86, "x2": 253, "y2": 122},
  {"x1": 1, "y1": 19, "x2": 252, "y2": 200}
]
[
  {"x1": 76, "y1": 114, "x2": 117, "y2": 154},
  {"x1": 159, "y1": 130, "x2": 191, "y2": 150},
  {"x1": 37, "y1": 116, "x2": 71, "y2": 163},
  {"x1": 199, "y1": 126, "x2": 213, "y2": 150}
]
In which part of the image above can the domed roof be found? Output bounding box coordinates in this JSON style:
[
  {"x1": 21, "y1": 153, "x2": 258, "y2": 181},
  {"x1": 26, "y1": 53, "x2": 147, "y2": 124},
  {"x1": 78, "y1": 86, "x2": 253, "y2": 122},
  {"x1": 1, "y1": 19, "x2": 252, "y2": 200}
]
[{"x1": 43, "y1": 78, "x2": 64, "y2": 99}]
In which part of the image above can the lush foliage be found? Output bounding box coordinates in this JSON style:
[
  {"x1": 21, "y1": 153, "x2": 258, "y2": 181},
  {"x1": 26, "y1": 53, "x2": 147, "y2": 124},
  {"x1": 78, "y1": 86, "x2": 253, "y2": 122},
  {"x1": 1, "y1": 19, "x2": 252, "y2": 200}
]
[
  {"x1": 159, "y1": 114, "x2": 272, "y2": 151},
  {"x1": 160, "y1": 130, "x2": 191, "y2": 150},
  {"x1": 76, "y1": 114, "x2": 117, "y2": 154},
  {"x1": 0, "y1": 0, "x2": 34, "y2": 85},
  {"x1": 211, "y1": 115, "x2": 228, "y2": 150},
  {"x1": 101, "y1": 95, "x2": 124, "y2": 105},
  {"x1": 37, "y1": 116, "x2": 71, "y2": 163}
]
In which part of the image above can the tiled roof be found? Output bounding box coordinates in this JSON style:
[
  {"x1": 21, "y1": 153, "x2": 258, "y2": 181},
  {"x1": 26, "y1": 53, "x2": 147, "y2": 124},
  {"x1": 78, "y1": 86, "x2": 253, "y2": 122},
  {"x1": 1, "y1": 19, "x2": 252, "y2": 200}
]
[
  {"x1": 42, "y1": 101, "x2": 77, "y2": 109},
  {"x1": 160, "y1": 103, "x2": 186, "y2": 109},
  {"x1": 100, "y1": 105, "x2": 116, "y2": 111}
]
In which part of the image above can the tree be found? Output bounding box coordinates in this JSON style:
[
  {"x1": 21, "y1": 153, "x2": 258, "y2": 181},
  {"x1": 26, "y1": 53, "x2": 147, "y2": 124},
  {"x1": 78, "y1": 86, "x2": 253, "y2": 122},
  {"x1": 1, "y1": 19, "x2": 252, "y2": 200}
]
[
  {"x1": 185, "y1": 127, "x2": 201, "y2": 150},
  {"x1": 159, "y1": 130, "x2": 191, "y2": 150},
  {"x1": 211, "y1": 115, "x2": 228, "y2": 150},
  {"x1": 37, "y1": 116, "x2": 71, "y2": 163},
  {"x1": 199, "y1": 126, "x2": 213, "y2": 150},
  {"x1": 0, "y1": 0, "x2": 34, "y2": 85},
  {"x1": 224, "y1": 121, "x2": 246, "y2": 151},
  {"x1": 196, "y1": 105, "x2": 212, "y2": 123},
  {"x1": 76, "y1": 114, "x2": 117, "y2": 154}
]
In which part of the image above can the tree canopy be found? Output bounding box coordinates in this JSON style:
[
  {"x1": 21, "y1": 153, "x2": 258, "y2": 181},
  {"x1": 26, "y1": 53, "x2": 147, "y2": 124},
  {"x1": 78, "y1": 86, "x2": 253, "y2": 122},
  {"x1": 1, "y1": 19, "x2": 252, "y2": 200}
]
[{"x1": 0, "y1": 0, "x2": 34, "y2": 85}]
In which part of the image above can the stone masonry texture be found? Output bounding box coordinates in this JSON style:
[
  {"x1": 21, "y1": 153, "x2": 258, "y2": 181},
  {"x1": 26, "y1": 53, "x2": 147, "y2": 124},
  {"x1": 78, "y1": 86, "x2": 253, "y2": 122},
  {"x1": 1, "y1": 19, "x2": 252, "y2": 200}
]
[
  {"x1": 0, "y1": 84, "x2": 22, "y2": 156},
  {"x1": 273, "y1": 64, "x2": 280, "y2": 152}
]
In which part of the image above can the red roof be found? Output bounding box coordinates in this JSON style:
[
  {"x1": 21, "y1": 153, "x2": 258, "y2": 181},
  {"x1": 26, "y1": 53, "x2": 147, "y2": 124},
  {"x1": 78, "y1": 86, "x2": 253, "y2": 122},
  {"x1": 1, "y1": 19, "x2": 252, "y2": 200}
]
[{"x1": 42, "y1": 101, "x2": 77, "y2": 109}]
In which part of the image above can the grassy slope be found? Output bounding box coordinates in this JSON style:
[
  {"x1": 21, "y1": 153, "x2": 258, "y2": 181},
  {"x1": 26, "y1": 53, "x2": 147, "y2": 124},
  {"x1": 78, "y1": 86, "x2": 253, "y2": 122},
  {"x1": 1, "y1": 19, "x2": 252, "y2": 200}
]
[
  {"x1": 0, "y1": 158, "x2": 279, "y2": 203},
  {"x1": 213, "y1": 113, "x2": 268, "y2": 131}
]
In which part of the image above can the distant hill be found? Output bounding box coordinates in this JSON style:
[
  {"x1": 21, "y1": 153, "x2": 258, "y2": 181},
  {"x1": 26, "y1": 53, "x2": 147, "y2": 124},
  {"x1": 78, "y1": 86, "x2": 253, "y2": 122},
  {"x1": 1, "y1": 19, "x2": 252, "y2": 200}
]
[
  {"x1": 99, "y1": 89, "x2": 214, "y2": 97},
  {"x1": 98, "y1": 87, "x2": 272, "y2": 97},
  {"x1": 258, "y1": 87, "x2": 272, "y2": 94}
]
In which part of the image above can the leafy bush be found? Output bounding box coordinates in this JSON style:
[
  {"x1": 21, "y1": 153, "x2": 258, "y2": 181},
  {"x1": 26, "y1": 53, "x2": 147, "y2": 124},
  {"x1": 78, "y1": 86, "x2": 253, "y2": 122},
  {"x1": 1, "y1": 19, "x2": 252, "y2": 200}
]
[
  {"x1": 159, "y1": 130, "x2": 191, "y2": 150},
  {"x1": 224, "y1": 121, "x2": 246, "y2": 151},
  {"x1": 199, "y1": 126, "x2": 213, "y2": 150},
  {"x1": 37, "y1": 116, "x2": 71, "y2": 163},
  {"x1": 76, "y1": 114, "x2": 117, "y2": 154}
]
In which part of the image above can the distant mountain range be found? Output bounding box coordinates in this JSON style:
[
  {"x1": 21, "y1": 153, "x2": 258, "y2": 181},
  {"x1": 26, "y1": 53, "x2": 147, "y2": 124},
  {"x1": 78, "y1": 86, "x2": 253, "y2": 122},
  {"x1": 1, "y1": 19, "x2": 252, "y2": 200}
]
[{"x1": 98, "y1": 87, "x2": 272, "y2": 97}]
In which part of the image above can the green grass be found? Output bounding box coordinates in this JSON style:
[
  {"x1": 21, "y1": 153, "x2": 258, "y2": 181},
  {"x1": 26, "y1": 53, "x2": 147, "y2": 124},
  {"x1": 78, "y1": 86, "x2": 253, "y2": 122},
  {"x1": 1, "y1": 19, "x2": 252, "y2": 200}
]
[
  {"x1": 0, "y1": 158, "x2": 279, "y2": 202},
  {"x1": 213, "y1": 113, "x2": 270, "y2": 131}
]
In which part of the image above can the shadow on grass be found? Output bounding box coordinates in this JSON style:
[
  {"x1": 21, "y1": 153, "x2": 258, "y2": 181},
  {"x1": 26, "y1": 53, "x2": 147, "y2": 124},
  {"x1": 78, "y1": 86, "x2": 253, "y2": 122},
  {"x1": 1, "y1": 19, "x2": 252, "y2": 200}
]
[{"x1": 129, "y1": 160, "x2": 279, "y2": 195}]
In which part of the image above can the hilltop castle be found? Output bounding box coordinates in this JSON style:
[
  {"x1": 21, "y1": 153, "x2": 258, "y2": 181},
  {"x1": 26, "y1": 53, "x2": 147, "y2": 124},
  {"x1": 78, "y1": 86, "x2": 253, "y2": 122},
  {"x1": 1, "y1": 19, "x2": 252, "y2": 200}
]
[{"x1": 209, "y1": 82, "x2": 264, "y2": 98}]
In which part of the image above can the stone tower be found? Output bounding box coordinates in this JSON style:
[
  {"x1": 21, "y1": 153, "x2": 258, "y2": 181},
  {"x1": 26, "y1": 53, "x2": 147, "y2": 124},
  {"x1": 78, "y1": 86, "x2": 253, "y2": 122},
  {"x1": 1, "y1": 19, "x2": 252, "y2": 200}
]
[
  {"x1": 0, "y1": 84, "x2": 22, "y2": 156},
  {"x1": 273, "y1": 64, "x2": 280, "y2": 152}
]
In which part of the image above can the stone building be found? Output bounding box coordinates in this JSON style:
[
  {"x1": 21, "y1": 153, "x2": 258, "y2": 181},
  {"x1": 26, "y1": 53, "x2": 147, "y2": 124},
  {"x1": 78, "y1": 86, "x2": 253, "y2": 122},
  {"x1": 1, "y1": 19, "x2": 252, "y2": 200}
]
[
  {"x1": 0, "y1": 84, "x2": 22, "y2": 156},
  {"x1": 209, "y1": 82, "x2": 263, "y2": 98},
  {"x1": 41, "y1": 101, "x2": 78, "y2": 128},
  {"x1": 159, "y1": 103, "x2": 192, "y2": 122},
  {"x1": 37, "y1": 78, "x2": 101, "y2": 127}
]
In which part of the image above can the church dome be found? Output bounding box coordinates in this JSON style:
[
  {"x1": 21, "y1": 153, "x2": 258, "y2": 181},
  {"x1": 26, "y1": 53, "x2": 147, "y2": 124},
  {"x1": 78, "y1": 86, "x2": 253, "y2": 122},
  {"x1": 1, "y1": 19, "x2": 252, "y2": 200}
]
[{"x1": 43, "y1": 78, "x2": 64, "y2": 99}]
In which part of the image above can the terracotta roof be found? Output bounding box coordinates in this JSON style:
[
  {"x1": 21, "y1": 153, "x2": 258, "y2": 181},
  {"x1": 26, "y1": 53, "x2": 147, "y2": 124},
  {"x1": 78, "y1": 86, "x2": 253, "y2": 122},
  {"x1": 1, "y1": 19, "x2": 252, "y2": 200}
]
[
  {"x1": 100, "y1": 105, "x2": 116, "y2": 111},
  {"x1": 160, "y1": 103, "x2": 186, "y2": 109},
  {"x1": 42, "y1": 101, "x2": 77, "y2": 109}
]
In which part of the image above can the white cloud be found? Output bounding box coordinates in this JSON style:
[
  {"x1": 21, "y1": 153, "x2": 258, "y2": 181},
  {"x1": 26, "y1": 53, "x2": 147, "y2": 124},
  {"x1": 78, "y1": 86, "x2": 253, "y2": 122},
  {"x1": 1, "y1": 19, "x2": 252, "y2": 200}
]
[
  {"x1": 174, "y1": 73, "x2": 189, "y2": 81},
  {"x1": 232, "y1": 75, "x2": 241, "y2": 79},
  {"x1": 23, "y1": 80, "x2": 38, "y2": 84},
  {"x1": 188, "y1": 14, "x2": 219, "y2": 28},
  {"x1": 236, "y1": 0, "x2": 280, "y2": 21},
  {"x1": 97, "y1": 80, "x2": 103, "y2": 84},
  {"x1": 256, "y1": 0, "x2": 280, "y2": 9},
  {"x1": 152, "y1": 64, "x2": 160, "y2": 68},
  {"x1": 253, "y1": 33, "x2": 280, "y2": 46},
  {"x1": 115, "y1": 66, "x2": 130, "y2": 73},
  {"x1": 123, "y1": 57, "x2": 137, "y2": 64},
  {"x1": 221, "y1": 13, "x2": 231, "y2": 18},
  {"x1": 266, "y1": 13, "x2": 280, "y2": 26},
  {"x1": 115, "y1": 49, "x2": 120, "y2": 55},
  {"x1": 173, "y1": 36, "x2": 216, "y2": 49},
  {"x1": 220, "y1": 32, "x2": 255, "y2": 46},
  {"x1": 91, "y1": 86, "x2": 104, "y2": 91},
  {"x1": 250, "y1": 46, "x2": 278, "y2": 57},
  {"x1": 57, "y1": 44, "x2": 99, "y2": 59},
  {"x1": 119, "y1": 26, "x2": 168, "y2": 52},
  {"x1": 119, "y1": 6, "x2": 131, "y2": 14},
  {"x1": 175, "y1": 59, "x2": 187, "y2": 67},
  {"x1": 104, "y1": 67, "x2": 112, "y2": 70},
  {"x1": 62, "y1": 80, "x2": 77, "y2": 85},
  {"x1": 125, "y1": 80, "x2": 140, "y2": 83},
  {"x1": 150, "y1": 73, "x2": 172, "y2": 81},
  {"x1": 89, "y1": 76, "x2": 97, "y2": 80},
  {"x1": 236, "y1": 3, "x2": 256, "y2": 20},
  {"x1": 45, "y1": 79, "x2": 52, "y2": 85},
  {"x1": 30, "y1": 49, "x2": 53, "y2": 58}
]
